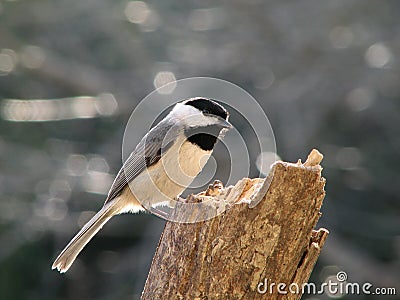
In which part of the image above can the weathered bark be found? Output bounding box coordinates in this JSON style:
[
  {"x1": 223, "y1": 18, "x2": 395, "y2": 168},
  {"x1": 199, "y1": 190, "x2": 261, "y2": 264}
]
[{"x1": 142, "y1": 149, "x2": 328, "y2": 300}]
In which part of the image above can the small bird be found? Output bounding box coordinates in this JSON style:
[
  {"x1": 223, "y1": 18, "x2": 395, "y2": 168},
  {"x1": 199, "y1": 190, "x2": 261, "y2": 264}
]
[{"x1": 52, "y1": 97, "x2": 231, "y2": 273}]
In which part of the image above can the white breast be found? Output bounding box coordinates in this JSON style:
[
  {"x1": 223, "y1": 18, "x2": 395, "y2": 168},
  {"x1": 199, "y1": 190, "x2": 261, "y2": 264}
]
[{"x1": 127, "y1": 139, "x2": 211, "y2": 208}]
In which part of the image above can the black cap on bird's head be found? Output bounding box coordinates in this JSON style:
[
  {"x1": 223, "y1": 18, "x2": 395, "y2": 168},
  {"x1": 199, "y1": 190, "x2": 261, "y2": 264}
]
[{"x1": 184, "y1": 97, "x2": 229, "y2": 121}]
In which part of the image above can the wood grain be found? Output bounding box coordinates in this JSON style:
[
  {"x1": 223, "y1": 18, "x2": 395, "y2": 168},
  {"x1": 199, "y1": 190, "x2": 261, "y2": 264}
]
[{"x1": 142, "y1": 149, "x2": 328, "y2": 300}]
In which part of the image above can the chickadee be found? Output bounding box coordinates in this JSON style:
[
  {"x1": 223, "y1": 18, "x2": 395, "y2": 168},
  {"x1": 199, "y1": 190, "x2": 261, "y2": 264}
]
[{"x1": 52, "y1": 97, "x2": 231, "y2": 273}]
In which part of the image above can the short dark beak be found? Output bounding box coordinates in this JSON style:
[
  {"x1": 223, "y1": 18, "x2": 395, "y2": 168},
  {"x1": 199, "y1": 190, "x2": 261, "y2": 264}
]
[
  {"x1": 203, "y1": 113, "x2": 232, "y2": 129},
  {"x1": 215, "y1": 116, "x2": 232, "y2": 129}
]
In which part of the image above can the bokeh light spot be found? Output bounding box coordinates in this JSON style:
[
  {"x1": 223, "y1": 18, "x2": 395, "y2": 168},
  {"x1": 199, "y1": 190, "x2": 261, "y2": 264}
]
[
  {"x1": 335, "y1": 147, "x2": 361, "y2": 170},
  {"x1": 72, "y1": 97, "x2": 97, "y2": 119},
  {"x1": 0, "y1": 49, "x2": 17, "y2": 75},
  {"x1": 95, "y1": 93, "x2": 118, "y2": 116},
  {"x1": 124, "y1": 1, "x2": 150, "y2": 24},
  {"x1": 346, "y1": 87, "x2": 374, "y2": 112},
  {"x1": 1, "y1": 95, "x2": 117, "y2": 122},
  {"x1": 44, "y1": 197, "x2": 68, "y2": 221},
  {"x1": 82, "y1": 171, "x2": 114, "y2": 195},
  {"x1": 324, "y1": 275, "x2": 345, "y2": 298},
  {"x1": 88, "y1": 155, "x2": 110, "y2": 173},
  {"x1": 153, "y1": 71, "x2": 177, "y2": 94},
  {"x1": 49, "y1": 179, "x2": 72, "y2": 200},
  {"x1": 67, "y1": 154, "x2": 88, "y2": 176},
  {"x1": 365, "y1": 43, "x2": 392, "y2": 68},
  {"x1": 253, "y1": 68, "x2": 275, "y2": 90},
  {"x1": 20, "y1": 45, "x2": 45, "y2": 69}
]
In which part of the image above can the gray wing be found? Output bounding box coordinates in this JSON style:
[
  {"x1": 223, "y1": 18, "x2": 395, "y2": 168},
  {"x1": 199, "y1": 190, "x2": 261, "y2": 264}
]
[{"x1": 104, "y1": 119, "x2": 180, "y2": 204}]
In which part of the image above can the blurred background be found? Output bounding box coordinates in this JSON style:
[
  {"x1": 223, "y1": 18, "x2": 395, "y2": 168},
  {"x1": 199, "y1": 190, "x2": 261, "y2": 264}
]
[{"x1": 0, "y1": 0, "x2": 399, "y2": 299}]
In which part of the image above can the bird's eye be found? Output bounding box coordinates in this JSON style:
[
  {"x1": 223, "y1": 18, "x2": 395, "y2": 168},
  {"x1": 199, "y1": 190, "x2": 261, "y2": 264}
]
[{"x1": 203, "y1": 109, "x2": 210, "y2": 114}]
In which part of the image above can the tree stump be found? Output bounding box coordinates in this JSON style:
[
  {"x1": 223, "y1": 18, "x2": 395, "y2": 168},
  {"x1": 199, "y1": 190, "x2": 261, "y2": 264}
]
[{"x1": 142, "y1": 149, "x2": 328, "y2": 300}]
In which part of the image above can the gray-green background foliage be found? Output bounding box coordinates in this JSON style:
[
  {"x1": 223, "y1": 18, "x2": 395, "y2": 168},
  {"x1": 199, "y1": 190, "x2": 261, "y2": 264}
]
[{"x1": 0, "y1": 1, "x2": 399, "y2": 299}]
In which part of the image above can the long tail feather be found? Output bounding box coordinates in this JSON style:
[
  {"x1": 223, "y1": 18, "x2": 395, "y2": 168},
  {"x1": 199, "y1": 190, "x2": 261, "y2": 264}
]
[{"x1": 52, "y1": 200, "x2": 120, "y2": 273}]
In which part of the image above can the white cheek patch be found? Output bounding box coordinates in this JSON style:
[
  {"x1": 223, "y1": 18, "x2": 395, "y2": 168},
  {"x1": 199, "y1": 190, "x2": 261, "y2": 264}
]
[{"x1": 170, "y1": 102, "x2": 198, "y2": 116}]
